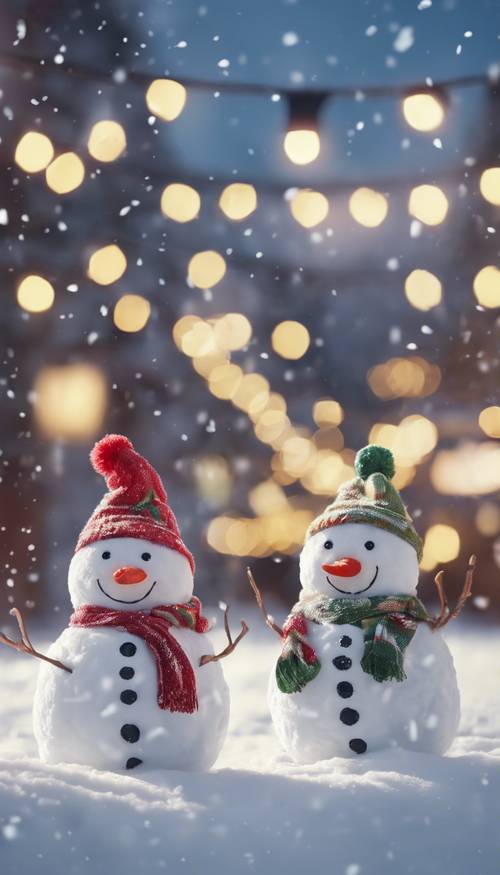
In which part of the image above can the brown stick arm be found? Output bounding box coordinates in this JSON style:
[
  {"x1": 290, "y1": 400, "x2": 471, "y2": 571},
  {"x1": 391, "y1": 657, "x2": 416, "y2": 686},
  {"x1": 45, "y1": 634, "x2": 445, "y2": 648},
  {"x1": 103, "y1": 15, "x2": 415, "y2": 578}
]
[
  {"x1": 431, "y1": 554, "x2": 476, "y2": 630},
  {"x1": 199, "y1": 606, "x2": 249, "y2": 666},
  {"x1": 246, "y1": 567, "x2": 284, "y2": 638},
  {"x1": 0, "y1": 608, "x2": 72, "y2": 673}
]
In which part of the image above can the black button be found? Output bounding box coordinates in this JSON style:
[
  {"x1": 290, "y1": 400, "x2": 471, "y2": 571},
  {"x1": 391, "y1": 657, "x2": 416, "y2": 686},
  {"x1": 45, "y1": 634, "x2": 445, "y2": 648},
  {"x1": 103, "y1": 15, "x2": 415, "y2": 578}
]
[
  {"x1": 121, "y1": 724, "x2": 140, "y2": 743},
  {"x1": 126, "y1": 757, "x2": 143, "y2": 769},
  {"x1": 120, "y1": 642, "x2": 137, "y2": 657},
  {"x1": 340, "y1": 708, "x2": 359, "y2": 726},
  {"x1": 340, "y1": 635, "x2": 352, "y2": 648},
  {"x1": 337, "y1": 682, "x2": 354, "y2": 699},
  {"x1": 120, "y1": 689, "x2": 138, "y2": 705},
  {"x1": 349, "y1": 738, "x2": 367, "y2": 754},
  {"x1": 119, "y1": 666, "x2": 135, "y2": 680},
  {"x1": 333, "y1": 655, "x2": 352, "y2": 670}
]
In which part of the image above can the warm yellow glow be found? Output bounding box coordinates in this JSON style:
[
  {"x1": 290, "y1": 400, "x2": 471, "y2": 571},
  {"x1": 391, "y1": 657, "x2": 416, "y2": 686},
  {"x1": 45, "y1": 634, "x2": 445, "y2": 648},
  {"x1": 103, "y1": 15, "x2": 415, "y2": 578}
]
[
  {"x1": 369, "y1": 415, "x2": 438, "y2": 467},
  {"x1": 301, "y1": 450, "x2": 350, "y2": 495},
  {"x1": 478, "y1": 406, "x2": 500, "y2": 438},
  {"x1": 313, "y1": 399, "x2": 344, "y2": 427},
  {"x1": 368, "y1": 356, "x2": 441, "y2": 400},
  {"x1": 188, "y1": 250, "x2": 226, "y2": 289},
  {"x1": 476, "y1": 502, "x2": 500, "y2": 536},
  {"x1": 219, "y1": 183, "x2": 257, "y2": 221},
  {"x1": 173, "y1": 315, "x2": 200, "y2": 350},
  {"x1": 232, "y1": 373, "x2": 270, "y2": 412},
  {"x1": 479, "y1": 168, "x2": 500, "y2": 206},
  {"x1": 283, "y1": 129, "x2": 320, "y2": 165},
  {"x1": 146, "y1": 79, "x2": 186, "y2": 121},
  {"x1": 45, "y1": 152, "x2": 85, "y2": 194},
  {"x1": 206, "y1": 506, "x2": 314, "y2": 557},
  {"x1": 193, "y1": 456, "x2": 232, "y2": 508},
  {"x1": 402, "y1": 93, "x2": 444, "y2": 132},
  {"x1": 289, "y1": 189, "x2": 329, "y2": 228},
  {"x1": 420, "y1": 524, "x2": 460, "y2": 572},
  {"x1": 113, "y1": 294, "x2": 151, "y2": 333},
  {"x1": 473, "y1": 266, "x2": 500, "y2": 308},
  {"x1": 15, "y1": 131, "x2": 54, "y2": 172},
  {"x1": 349, "y1": 187, "x2": 388, "y2": 228},
  {"x1": 87, "y1": 120, "x2": 126, "y2": 162},
  {"x1": 180, "y1": 320, "x2": 218, "y2": 358},
  {"x1": 208, "y1": 363, "x2": 243, "y2": 400},
  {"x1": 16, "y1": 275, "x2": 55, "y2": 313},
  {"x1": 249, "y1": 480, "x2": 288, "y2": 516},
  {"x1": 430, "y1": 442, "x2": 500, "y2": 495},
  {"x1": 34, "y1": 364, "x2": 107, "y2": 441},
  {"x1": 404, "y1": 269, "x2": 442, "y2": 310},
  {"x1": 408, "y1": 185, "x2": 449, "y2": 225},
  {"x1": 254, "y1": 410, "x2": 290, "y2": 445},
  {"x1": 212, "y1": 313, "x2": 252, "y2": 350},
  {"x1": 87, "y1": 244, "x2": 127, "y2": 285},
  {"x1": 272, "y1": 320, "x2": 310, "y2": 360},
  {"x1": 160, "y1": 184, "x2": 200, "y2": 222},
  {"x1": 192, "y1": 350, "x2": 228, "y2": 378}
]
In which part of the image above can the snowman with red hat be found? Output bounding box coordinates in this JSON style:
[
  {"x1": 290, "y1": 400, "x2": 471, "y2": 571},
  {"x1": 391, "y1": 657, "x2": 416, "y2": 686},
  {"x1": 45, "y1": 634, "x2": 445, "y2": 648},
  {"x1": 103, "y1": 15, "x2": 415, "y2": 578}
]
[{"x1": 2, "y1": 434, "x2": 247, "y2": 772}]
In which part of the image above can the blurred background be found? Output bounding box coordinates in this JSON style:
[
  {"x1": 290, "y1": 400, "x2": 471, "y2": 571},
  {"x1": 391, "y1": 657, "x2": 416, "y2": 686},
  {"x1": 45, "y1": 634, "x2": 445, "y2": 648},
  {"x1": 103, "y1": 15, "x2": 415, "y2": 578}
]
[{"x1": 0, "y1": 0, "x2": 499, "y2": 623}]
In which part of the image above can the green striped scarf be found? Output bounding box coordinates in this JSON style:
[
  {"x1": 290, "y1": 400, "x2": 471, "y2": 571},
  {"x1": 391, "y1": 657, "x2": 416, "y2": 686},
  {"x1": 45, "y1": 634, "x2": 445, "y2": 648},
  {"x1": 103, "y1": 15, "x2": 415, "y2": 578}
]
[{"x1": 276, "y1": 594, "x2": 431, "y2": 694}]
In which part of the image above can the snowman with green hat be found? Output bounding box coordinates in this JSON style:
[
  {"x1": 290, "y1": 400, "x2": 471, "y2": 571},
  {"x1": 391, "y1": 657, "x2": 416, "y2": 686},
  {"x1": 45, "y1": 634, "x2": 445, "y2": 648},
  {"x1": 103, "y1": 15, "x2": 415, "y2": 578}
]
[{"x1": 250, "y1": 445, "x2": 474, "y2": 762}]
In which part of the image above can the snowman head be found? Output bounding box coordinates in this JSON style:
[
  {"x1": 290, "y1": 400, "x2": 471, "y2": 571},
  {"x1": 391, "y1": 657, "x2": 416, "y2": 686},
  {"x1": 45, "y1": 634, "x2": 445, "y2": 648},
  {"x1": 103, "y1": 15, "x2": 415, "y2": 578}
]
[
  {"x1": 299, "y1": 522, "x2": 419, "y2": 599},
  {"x1": 71, "y1": 434, "x2": 195, "y2": 610},
  {"x1": 68, "y1": 537, "x2": 194, "y2": 610},
  {"x1": 300, "y1": 445, "x2": 422, "y2": 599}
]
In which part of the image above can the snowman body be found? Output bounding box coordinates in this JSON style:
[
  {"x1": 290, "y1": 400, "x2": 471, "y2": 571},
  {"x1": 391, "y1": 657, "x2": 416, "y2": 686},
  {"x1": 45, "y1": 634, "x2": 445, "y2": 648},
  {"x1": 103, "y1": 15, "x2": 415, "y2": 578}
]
[
  {"x1": 269, "y1": 522, "x2": 460, "y2": 762},
  {"x1": 33, "y1": 537, "x2": 230, "y2": 771}
]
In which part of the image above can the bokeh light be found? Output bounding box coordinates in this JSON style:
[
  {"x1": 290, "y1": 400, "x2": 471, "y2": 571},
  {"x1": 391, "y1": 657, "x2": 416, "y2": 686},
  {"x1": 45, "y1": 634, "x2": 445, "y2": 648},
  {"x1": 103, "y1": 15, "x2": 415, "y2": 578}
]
[
  {"x1": 283, "y1": 130, "x2": 320, "y2": 165},
  {"x1": 479, "y1": 406, "x2": 500, "y2": 438},
  {"x1": 160, "y1": 183, "x2": 201, "y2": 222},
  {"x1": 145, "y1": 79, "x2": 186, "y2": 121},
  {"x1": 34, "y1": 364, "x2": 107, "y2": 441},
  {"x1": 368, "y1": 356, "x2": 441, "y2": 399},
  {"x1": 272, "y1": 320, "x2": 310, "y2": 359},
  {"x1": 431, "y1": 442, "x2": 500, "y2": 495},
  {"x1": 313, "y1": 399, "x2": 344, "y2": 427},
  {"x1": 212, "y1": 313, "x2": 252, "y2": 350},
  {"x1": 349, "y1": 187, "x2": 388, "y2": 227},
  {"x1": 420, "y1": 524, "x2": 460, "y2": 572},
  {"x1": 219, "y1": 183, "x2": 257, "y2": 221},
  {"x1": 15, "y1": 131, "x2": 54, "y2": 172},
  {"x1": 473, "y1": 266, "x2": 500, "y2": 308},
  {"x1": 87, "y1": 120, "x2": 127, "y2": 162},
  {"x1": 289, "y1": 189, "x2": 329, "y2": 228},
  {"x1": 113, "y1": 294, "x2": 151, "y2": 333},
  {"x1": 16, "y1": 275, "x2": 55, "y2": 313},
  {"x1": 408, "y1": 185, "x2": 449, "y2": 225},
  {"x1": 188, "y1": 250, "x2": 227, "y2": 289},
  {"x1": 404, "y1": 269, "x2": 442, "y2": 310},
  {"x1": 87, "y1": 244, "x2": 127, "y2": 285},
  {"x1": 402, "y1": 93, "x2": 444, "y2": 131},
  {"x1": 479, "y1": 167, "x2": 500, "y2": 206},
  {"x1": 46, "y1": 152, "x2": 85, "y2": 194}
]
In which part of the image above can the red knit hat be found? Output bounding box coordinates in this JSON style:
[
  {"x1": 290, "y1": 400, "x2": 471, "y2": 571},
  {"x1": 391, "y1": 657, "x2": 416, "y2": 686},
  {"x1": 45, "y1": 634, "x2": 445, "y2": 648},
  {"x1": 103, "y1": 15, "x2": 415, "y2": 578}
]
[{"x1": 76, "y1": 434, "x2": 195, "y2": 572}]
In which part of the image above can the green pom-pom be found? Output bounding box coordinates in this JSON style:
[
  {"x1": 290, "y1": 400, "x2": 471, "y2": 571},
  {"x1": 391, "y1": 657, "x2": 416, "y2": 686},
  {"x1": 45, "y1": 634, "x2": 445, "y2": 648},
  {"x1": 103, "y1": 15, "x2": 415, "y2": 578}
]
[{"x1": 355, "y1": 445, "x2": 395, "y2": 481}]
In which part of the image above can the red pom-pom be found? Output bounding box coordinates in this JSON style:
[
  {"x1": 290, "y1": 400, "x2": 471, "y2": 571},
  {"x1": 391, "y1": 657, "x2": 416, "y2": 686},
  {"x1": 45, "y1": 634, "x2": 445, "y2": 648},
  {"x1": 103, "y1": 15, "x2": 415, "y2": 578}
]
[{"x1": 90, "y1": 434, "x2": 134, "y2": 475}]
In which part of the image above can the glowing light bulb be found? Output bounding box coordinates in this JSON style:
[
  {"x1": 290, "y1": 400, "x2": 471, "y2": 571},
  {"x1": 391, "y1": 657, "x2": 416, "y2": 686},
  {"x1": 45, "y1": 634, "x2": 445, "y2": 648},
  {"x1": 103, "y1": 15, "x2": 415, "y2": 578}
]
[
  {"x1": 402, "y1": 93, "x2": 444, "y2": 132},
  {"x1": 272, "y1": 321, "x2": 310, "y2": 359},
  {"x1": 283, "y1": 130, "x2": 320, "y2": 165},
  {"x1": 473, "y1": 266, "x2": 500, "y2": 308},
  {"x1": 34, "y1": 364, "x2": 107, "y2": 441},
  {"x1": 188, "y1": 251, "x2": 226, "y2": 289},
  {"x1": 113, "y1": 294, "x2": 151, "y2": 332},
  {"x1": 479, "y1": 168, "x2": 500, "y2": 206},
  {"x1": 87, "y1": 244, "x2": 127, "y2": 285},
  {"x1": 219, "y1": 184, "x2": 257, "y2": 221}
]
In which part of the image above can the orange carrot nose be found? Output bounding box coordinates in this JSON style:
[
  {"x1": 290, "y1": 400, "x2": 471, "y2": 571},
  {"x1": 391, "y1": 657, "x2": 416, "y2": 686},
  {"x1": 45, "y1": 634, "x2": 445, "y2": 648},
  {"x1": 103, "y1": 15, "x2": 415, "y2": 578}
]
[
  {"x1": 113, "y1": 566, "x2": 148, "y2": 585},
  {"x1": 322, "y1": 557, "x2": 362, "y2": 577}
]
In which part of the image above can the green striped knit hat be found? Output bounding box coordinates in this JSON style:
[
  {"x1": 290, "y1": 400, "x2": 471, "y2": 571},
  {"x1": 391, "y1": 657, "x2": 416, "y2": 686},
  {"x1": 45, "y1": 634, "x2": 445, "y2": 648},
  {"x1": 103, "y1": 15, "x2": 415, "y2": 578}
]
[{"x1": 306, "y1": 444, "x2": 423, "y2": 560}]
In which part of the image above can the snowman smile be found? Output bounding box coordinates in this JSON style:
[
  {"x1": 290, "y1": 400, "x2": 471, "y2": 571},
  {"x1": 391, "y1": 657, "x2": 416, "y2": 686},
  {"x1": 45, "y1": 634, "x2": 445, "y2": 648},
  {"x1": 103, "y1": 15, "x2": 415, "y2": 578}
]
[
  {"x1": 96, "y1": 578, "x2": 158, "y2": 604},
  {"x1": 326, "y1": 565, "x2": 379, "y2": 595}
]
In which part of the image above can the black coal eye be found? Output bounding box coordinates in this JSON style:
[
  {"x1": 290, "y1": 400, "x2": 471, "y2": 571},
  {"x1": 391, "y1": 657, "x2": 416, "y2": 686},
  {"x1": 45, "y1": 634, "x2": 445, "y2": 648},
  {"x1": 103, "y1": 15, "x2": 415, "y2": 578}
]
[
  {"x1": 324, "y1": 540, "x2": 333, "y2": 550},
  {"x1": 102, "y1": 550, "x2": 111, "y2": 560},
  {"x1": 141, "y1": 552, "x2": 151, "y2": 561},
  {"x1": 364, "y1": 540, "x2": 375, "y2": 551}
]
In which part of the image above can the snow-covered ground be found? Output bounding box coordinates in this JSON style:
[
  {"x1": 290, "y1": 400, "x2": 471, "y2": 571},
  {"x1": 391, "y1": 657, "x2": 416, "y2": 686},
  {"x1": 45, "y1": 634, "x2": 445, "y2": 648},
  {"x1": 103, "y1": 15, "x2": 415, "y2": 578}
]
[{"x1": 1, "y1": 612, "x2": 499, "y2": 874}]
